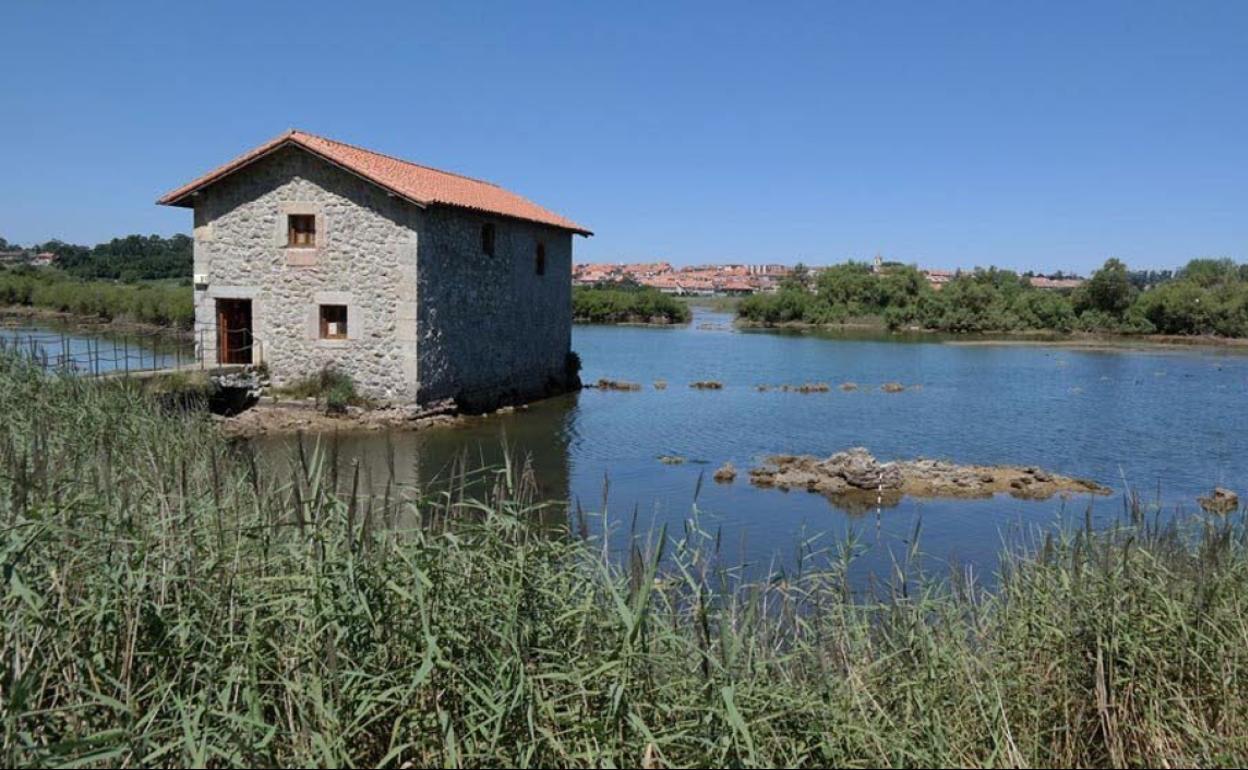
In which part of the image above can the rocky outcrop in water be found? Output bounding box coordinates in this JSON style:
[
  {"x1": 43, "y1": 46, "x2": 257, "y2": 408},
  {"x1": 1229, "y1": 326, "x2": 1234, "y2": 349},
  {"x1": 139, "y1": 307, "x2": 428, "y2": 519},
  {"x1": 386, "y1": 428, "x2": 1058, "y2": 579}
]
[
  {"x1": 1198, "y1": 487, "x2": 1239, "y2": 514},
  {"x1": 714, "y1": 462, "x2": 737, "y2": 483},
  {"x1": 749, "y1": 448, "x2": 1109, "y2": 507}
]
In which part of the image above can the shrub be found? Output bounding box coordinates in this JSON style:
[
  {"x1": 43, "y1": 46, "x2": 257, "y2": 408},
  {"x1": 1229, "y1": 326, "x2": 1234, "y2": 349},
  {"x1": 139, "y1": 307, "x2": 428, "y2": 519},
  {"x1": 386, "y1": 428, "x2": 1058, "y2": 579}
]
[
  {"x1": 572, "y1": 286, "x2": 690, "y2": 324},
  {"x1": 277, "y1": 366, "x2": 361, "y2": 412},
  {"x1": 0, "y1": 268, "x2": 194, "y2": 329}
]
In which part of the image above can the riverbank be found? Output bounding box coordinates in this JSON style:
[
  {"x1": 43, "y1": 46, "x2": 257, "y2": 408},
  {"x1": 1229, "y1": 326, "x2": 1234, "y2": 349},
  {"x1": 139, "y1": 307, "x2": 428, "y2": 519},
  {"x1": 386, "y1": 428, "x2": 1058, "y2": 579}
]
[
  {"x1": 0, "y1": 268, "x2": 194, "y2": 328},
  {"x1": 4, "y1": 352, "x2": 1248, "y2": 767},
  {"x1": 14, "y1": 300, "x2": 1248, "y2": 353},
  {"x1": 737, "y1": 315, "x2": 1248, "y2": 350},
  {"x1": 216, "y1": 394, "x2": 466, "y2": 437},
  {"x1": 0, "y1": 303, "x2": 190, "y2": 338}
]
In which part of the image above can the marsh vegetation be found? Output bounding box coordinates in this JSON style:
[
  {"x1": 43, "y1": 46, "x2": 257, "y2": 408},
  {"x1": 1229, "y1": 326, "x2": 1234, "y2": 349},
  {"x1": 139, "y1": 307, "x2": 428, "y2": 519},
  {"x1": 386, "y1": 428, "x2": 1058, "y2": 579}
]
[
  {"x1": 1, "y1": 354, "x2": 1247, "y2": 766},
  {"x1": 739, "y1": 257, "x2": 1248, "y2": 337}
]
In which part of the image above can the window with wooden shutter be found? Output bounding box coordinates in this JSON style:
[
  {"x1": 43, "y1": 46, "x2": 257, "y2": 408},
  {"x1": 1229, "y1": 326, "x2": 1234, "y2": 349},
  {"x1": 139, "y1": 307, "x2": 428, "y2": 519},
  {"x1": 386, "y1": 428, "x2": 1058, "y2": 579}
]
[
  {"x1": 288, "y1": 214, "x2": 316, "y2": 247},
  {"x1": 319, "y1": 304, "x2": 348, "y2": 339}
]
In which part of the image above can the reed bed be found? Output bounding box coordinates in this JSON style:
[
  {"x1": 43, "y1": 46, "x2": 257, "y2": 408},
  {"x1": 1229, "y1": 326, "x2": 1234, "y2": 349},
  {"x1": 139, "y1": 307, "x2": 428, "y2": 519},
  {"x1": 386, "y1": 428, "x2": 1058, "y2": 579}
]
[{"x1": 2, "y1": 354, "x2": 1247, "y2": 767}]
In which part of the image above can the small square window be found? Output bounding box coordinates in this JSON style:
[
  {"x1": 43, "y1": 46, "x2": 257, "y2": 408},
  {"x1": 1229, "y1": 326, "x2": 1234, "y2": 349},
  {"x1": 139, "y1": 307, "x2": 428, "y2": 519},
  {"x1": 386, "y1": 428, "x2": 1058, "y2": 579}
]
[
  {"x1": 481, "y1": 223, "x2": 495, "y2": 256},
  {"x1": 288, "y1": 214, "x2": 316, "y2": 247},
  {"x1": 319, "y1": 304, "x2": 348, "y2": 340}
]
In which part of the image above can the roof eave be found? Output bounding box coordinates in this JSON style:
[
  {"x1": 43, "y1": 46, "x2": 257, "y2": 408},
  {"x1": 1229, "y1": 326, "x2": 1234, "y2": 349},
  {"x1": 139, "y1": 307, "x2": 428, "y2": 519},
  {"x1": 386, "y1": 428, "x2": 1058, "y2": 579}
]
[
  {"x1": 156, "y1": 131, "x2": 591, "y2": 235},
  {"x1": 155, "y1": 134, "x2": 430, "y2": 211}
]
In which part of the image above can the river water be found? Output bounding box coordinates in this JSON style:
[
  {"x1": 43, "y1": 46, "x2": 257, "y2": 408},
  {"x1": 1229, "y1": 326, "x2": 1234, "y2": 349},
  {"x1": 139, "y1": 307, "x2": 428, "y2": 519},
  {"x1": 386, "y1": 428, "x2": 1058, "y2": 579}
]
[
  {"x1": 11, "y1": 311, "x2": 1245, "y2": 581},
  {"x1": 255, "y1": 308, "x2": 1248, "y2": 581}
]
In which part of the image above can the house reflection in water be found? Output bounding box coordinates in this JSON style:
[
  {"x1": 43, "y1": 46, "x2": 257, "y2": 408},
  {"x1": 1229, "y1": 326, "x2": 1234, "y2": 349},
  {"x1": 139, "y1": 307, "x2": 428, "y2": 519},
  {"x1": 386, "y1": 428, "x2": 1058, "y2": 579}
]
[{"x1": 248, "y1": 393, "x2": 577, "y2": 531}]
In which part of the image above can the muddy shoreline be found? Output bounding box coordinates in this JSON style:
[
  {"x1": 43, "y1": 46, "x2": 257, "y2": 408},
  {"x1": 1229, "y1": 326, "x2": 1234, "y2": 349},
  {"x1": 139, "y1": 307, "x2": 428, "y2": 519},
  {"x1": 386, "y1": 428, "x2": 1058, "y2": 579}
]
[
  {"x1": 216, "y1": 397, "x2": 468, "y2": 438},
  {"x1": 0, "y1": 305, "x2": 191, "y2": 338}
]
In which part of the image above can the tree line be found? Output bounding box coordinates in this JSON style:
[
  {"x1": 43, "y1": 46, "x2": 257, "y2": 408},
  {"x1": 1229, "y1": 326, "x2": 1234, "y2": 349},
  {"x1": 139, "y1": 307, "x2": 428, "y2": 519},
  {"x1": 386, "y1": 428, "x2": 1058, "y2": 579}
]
[
  {"x1": 739, "y1": 258, "x2": 1248, "y2": 338},
  {"x1": 0, "y1": 233, "x2": 191, "y2": 281},
  {"x1": 572, "y1": 283, "x2": 691, "y2": 324}
]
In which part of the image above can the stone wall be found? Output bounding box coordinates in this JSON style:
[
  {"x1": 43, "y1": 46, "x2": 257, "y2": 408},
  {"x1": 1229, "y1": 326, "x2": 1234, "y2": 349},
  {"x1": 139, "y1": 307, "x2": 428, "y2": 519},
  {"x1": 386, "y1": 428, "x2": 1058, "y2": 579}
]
[
  {"x1": 191, "y1": 143, "x2": 577, "y2": 409},
  {"x1": 416, "y1": 208, "x2": 574, "y2": 411},
  {"x1": 192, "y1": 144, "x2": 421, "y2": 402}
]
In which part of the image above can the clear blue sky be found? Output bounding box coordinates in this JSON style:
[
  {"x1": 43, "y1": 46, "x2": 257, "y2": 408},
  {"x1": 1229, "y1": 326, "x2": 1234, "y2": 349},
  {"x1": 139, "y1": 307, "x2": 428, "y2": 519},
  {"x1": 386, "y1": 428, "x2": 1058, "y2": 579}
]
[{"x1": 1, "y1": 1, "x2": 1244, "y2": 273}]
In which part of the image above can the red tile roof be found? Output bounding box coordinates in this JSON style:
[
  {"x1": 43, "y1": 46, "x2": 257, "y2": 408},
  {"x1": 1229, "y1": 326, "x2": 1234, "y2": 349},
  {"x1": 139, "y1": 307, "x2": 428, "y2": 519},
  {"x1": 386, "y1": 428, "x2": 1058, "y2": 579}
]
[{"x1": 157, "y1": 129, "x2": 591, "y2": 235}]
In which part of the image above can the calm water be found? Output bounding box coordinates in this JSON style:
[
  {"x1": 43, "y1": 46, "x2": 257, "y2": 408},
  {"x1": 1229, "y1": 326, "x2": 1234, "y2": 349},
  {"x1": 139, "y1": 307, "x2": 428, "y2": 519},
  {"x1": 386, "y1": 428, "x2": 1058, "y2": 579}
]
[
  {"x1": 0, "y1": 319, "x2": 191, "y2": 374},
  {"x1": 253, "y1": 307, "x2": 1248, "y2": 582}
]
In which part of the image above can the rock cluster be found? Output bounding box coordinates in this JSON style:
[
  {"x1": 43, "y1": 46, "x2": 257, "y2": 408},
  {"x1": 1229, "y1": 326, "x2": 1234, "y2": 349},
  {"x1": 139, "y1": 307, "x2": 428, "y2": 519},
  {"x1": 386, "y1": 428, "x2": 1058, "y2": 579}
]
[
  {"x1": 1198, "y1": 487, "x2": 1239, "y2": 514},
  {"x1": 749, "y1": 448, "x2": 1109, "y2": 507},
  {"x1": 589, "y1": 378, "x2": 642, "y2": 391}
]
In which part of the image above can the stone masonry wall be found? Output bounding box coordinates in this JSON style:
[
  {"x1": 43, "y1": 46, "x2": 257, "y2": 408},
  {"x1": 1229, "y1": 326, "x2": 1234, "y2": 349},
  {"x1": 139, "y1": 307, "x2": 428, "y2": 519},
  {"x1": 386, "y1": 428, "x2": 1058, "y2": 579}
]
[
  {"x1": 192, "y1": 145, "x2": 421, "y2": 402},
  {"x1": 416, "y1": 207, "x2": 574, "y2": 411},
  {"x1": 191, "y1": 143, "x2": 578, "y2": 409}
]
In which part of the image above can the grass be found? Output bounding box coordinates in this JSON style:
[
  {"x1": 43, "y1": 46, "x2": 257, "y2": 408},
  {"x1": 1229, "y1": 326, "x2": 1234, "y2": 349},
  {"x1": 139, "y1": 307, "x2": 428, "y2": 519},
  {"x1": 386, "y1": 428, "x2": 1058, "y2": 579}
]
[
  {"x1": 272, "y1": 366, "x2": 366, "y2": 412},
  {"x1": 0, "y1": 267, "x2": 194, "y2": 329},
  {"x1": 2, "y1": 352, "x2": 1248, "y2": 767}
]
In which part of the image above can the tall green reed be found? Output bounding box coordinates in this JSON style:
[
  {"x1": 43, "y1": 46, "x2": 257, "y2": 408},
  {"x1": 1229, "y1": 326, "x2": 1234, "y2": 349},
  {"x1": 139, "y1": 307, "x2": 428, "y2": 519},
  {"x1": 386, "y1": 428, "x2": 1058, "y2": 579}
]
[{"x1": 1, "y1": 353, "x2": 1246, "y2": 768}]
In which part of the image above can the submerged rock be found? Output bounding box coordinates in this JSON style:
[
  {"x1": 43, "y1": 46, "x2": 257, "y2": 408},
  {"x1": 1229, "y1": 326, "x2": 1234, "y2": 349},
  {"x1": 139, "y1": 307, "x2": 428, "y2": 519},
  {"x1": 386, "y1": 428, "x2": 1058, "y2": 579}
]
[
  {"x1": 839, "y1": 382, "x2": 859, "y2": 391},
  {"x1": 750, "y1": 447, "x2": 1109, "y2": 508},
  {"x1": 591, "y1": 378, "x2": 642, "y2": 391},
  {"x1": 658, "y1": 455, "x2": 686, "y2": 465},
  {"x1": 880, "y1": 382, "x2": 906, "y2": 393},
  {"x1": 1198, "y1": 487, "x2": 1239, "y2": 514},
  {"x1": 690, "y1": 380, "x2": 724, "y2": 390}
]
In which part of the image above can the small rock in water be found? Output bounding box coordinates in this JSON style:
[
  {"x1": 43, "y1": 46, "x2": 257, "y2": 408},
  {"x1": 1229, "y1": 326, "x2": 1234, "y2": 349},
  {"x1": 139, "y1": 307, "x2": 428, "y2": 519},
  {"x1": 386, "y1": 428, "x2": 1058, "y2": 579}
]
[
  {"x1": 594, "y1": 378, "x2": 641, "y2": 391},
  {"x1": 653, "y1": 380, "x2": 668, "y2": 390},
  {"x1": 1198, "y1": 487, "x2": 1239, "y2": 514},
  {"x1": 690, "y1": 380, "x2": 724, "y2": 390},
  {"x1": 713, "y1": 462, "x2": 737, "y2": 483},
  {"x1": 657, "y1": 455, "x2": 685, "y2": 465},
  {"x1": 839, "y1": 382, "x2": 859, "y2": 391},
  {"x1": 881, "y1": 382, "x2": 906, "y2": 393}
]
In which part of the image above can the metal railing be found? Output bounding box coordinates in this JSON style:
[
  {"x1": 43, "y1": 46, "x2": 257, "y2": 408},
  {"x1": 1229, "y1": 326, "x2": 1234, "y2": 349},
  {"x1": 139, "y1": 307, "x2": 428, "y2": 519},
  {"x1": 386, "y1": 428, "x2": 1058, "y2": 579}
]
[{"x1": 0, "y1": 321, "x2": 263, "y2": 377}]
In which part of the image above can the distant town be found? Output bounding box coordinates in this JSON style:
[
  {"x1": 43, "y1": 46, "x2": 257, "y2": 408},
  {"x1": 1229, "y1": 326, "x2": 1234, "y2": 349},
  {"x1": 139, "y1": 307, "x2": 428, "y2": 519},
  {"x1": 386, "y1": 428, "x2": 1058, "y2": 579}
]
[
  {"x1": 573, "y1": 255, "x2": 1087, "y2": 295},
  {"x1": 0, "y1": 248, "x2": 58, "y2": 269}
]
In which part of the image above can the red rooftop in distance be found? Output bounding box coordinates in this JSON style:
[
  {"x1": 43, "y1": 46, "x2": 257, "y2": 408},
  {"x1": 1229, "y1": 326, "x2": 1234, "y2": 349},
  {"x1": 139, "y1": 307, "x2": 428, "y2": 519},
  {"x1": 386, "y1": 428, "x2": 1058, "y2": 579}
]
[{"x1": 157, "y1": 129, "x2": 592, "y2": 236}]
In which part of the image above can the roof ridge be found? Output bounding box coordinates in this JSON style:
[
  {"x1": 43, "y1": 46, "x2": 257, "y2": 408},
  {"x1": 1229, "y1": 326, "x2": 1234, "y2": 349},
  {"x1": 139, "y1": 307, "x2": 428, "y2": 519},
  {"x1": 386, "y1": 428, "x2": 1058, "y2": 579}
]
[
  {"x1": 292, "y1": 130, "x2": 507, "y2": 191},
  {"x1": 158, "y1": 129, "x2": 591, "y2": 235}
]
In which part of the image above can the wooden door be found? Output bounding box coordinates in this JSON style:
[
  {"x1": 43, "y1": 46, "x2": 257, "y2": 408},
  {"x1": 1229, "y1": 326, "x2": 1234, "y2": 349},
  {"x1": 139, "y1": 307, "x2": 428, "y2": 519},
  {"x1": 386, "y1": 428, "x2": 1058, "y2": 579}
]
[{"x1": 216, "y1": 299, "x2": 253, "y2": 365}]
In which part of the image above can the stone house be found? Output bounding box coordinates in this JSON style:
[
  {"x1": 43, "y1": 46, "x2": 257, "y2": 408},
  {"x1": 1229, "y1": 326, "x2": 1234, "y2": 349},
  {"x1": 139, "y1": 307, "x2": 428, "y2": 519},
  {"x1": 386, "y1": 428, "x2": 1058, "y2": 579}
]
[{"x1": 158, "y1": 130, "x2": 591, "y2": 409}]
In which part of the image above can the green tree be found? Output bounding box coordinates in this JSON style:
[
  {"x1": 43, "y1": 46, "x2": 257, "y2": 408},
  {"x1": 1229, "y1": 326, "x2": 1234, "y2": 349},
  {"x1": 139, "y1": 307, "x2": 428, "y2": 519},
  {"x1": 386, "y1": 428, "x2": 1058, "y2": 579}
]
[{"x1": 1076, "y1": 258, "x2": 1136, "y2": 318}]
